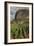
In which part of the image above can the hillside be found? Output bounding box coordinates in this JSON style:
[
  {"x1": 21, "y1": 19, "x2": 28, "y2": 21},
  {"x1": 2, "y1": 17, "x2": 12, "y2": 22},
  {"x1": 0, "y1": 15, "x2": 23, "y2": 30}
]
[{"x1": 10, "y1": 9, "x2": 29, "y2": 39}]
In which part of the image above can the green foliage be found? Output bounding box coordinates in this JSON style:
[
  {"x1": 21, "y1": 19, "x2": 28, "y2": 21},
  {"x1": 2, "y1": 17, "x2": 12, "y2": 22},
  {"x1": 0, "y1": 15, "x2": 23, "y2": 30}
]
[{"x1": 10, "y1": 19, "x2": 29, "y2": 39}]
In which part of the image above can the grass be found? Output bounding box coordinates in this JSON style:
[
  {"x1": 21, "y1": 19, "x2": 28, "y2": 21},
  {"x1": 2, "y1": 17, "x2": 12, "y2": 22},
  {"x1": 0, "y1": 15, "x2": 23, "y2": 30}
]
[{"x1": 10, "y1": 18, "x2": 29, "y2": 39}]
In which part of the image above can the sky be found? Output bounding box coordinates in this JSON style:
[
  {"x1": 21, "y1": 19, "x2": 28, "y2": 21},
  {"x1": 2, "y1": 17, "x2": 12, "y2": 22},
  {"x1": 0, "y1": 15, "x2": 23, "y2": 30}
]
[{"x1": 10, "y1": 7, "x2": 16, "y2": 21}]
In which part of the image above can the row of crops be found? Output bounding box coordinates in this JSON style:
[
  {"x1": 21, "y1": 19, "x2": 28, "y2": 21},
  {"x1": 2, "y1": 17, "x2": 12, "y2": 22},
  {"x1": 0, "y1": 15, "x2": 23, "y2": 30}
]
[{"x1": 10, "y1": 19, "x2": 29, "y2": 39}]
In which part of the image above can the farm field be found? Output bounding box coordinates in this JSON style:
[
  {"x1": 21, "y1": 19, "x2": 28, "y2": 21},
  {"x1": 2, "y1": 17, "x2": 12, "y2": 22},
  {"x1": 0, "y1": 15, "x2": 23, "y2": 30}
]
[{"x1": 10, "y1": 17, "x2": 29, "y2": 39}]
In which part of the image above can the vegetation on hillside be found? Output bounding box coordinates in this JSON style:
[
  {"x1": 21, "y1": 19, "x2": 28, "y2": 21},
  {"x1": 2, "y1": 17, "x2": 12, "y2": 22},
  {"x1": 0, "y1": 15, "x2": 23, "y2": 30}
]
[{"x1": 10, "y1": 18, "x2": 29, "y2": 39}]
